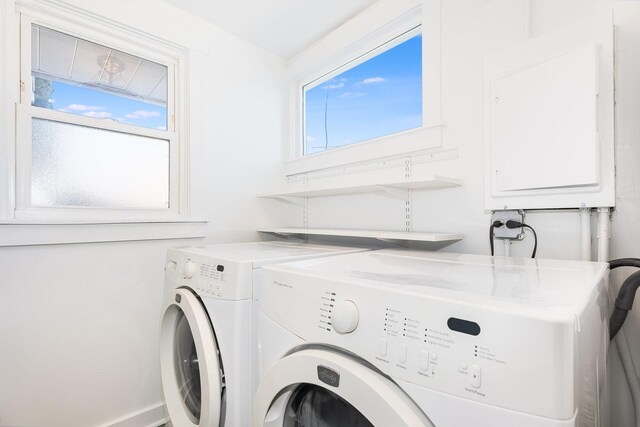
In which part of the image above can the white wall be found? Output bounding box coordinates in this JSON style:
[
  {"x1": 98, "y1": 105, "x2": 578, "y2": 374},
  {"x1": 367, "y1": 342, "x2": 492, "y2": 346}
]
[
  {"x1": 3, "y1": 0, "x2": 640, "y2": 425},
  {"x1": 527, "y1": 2, "x2": 640, "y2": 426},
  {"x1": 0, "y1": 0, "x2": 285, "y2": 426},
  {"x1": 269, "y1": 0, "x2": 640, "y2": 260},
  {"x1": 269, "y1": 0, "x2": 640, "y2": 282},
  {"x1": 269, "y1": 1, "x2": 640, "y2": 426},
  {"x1": 267, "y1": 0, "x2": 541, "y2": 256}
]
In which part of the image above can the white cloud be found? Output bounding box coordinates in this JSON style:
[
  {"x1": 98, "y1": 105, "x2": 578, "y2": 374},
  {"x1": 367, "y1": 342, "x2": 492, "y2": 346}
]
[
  {"x1": 306, "y1": 135, "x2": 317, "y2": 142},
  {"x1": 48, "y1": 99, "x2": 55, "y2": 104},
  {"x1": 322, "y1": 82, "x2": 344, "y2": 90},
  {"x1": 339, "y1": 92, "x2": 366, "y2": 99},
  {"x1": 83, "y1": 111, "x2": 112, "y2": 119},
  {"x1": 360, "y1": 77, "x2": 385, "y2": 84},
  {"x1": 126, "y1": 110, "x2": 161, "y2": 119},
  {"x1": 66, "y1": 104, "x2": 105, "y2": 112}
]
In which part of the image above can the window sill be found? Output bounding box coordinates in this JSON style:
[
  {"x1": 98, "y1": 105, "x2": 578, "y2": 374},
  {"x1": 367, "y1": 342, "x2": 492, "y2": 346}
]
[
  {"x1": 0, "y1": 220, "x2": 207, "y2": 247},
  {"x1": 285, "y1": 123, "x2": 443, "y2": 176}
]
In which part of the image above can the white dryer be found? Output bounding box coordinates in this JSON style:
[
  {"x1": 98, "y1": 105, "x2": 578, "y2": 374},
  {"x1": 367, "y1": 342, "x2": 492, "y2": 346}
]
[
  {"x1": 254, "y1": 250, "x2": 610, "y2": 427},
  {"x1": 160, "y1": 241, "x2": 369, "y2": 427}
]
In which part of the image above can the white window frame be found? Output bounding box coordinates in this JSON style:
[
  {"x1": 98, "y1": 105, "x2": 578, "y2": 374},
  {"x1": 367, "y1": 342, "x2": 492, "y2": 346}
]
[
  {"x1": 12, "y1": 3, "x2": 188, "y2": 222},
  {"x1": 285, "y1": 0, "x2": 443, "y2": 176}
]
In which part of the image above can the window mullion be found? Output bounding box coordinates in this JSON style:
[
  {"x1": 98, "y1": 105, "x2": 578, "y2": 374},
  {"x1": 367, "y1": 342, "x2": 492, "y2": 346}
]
[
  {"x1": 19, "y1": 14, "x2": 34, "y2": 106},
  {"x1": 24, "y1": 104, "x2": 175, "y2": 140}
]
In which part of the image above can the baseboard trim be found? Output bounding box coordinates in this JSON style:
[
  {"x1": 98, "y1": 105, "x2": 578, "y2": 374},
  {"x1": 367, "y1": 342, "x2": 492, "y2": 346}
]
[{"x1": 98, "y1": 402, "x2": 168, "y2": 427}]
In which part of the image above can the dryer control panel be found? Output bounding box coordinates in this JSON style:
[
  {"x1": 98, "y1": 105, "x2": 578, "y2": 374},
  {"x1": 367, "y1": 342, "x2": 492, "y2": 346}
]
[{"x1": 260, "y1": 261, "x2": 608, "y2": 422}]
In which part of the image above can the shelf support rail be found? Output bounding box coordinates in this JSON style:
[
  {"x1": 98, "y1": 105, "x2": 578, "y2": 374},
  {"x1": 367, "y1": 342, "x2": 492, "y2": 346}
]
[{"x1": 405, "y1": 159, "x2": 412, "y2": 233}]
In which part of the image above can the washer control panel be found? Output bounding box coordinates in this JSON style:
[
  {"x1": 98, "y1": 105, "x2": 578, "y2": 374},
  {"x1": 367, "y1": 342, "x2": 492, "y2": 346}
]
[
  {"x1": 165, "y1": 249, "x2": 251, "y2": 300},
  {"x1": 192, "y1": 260, "x2": 227, "y2": 297}
]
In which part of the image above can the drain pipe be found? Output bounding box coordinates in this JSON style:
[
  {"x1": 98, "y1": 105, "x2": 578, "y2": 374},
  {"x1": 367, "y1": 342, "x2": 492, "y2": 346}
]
[
  {"x1": 616, "y1": 329, "x2": 640, "y2": 427},
  {"x1": 597, "y1": 207, "x2": 611, "y2": 262},
  {"x1": 503, "y1": 239, "x2": 511, "y2": 257},
  {"x1": 602, "y1": 208, "x2": 640, "y2": 426},
  {"x1": 580, "y1": 208, "x2": 592, "y2": 261}
]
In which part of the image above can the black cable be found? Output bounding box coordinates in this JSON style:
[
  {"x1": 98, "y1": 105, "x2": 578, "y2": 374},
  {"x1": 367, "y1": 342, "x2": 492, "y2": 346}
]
[
  {"x1": 489, "y1": 220, "x2": 503, "y2": 256},
  {"x1": 523, "y1": 225, "x2": 537, "y2": 258},
  {"x1": 505, "y1": 220, "x2": 537, "y2": 259},
  {"x1": 489, "y1": 224, "x2": 495, "y2": 256}
]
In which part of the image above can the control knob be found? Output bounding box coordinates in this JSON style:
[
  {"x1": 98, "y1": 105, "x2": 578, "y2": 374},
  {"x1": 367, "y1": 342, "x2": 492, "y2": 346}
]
[
  {"x1": 183, "y1": 260, "x2": 197, "y2": 279},
  {"x1": 332, "y1": 300, "x2": 359, "y2": 334}
]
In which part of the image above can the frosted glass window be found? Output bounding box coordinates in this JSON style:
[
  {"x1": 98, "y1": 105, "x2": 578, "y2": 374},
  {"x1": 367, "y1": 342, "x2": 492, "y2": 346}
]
[
  {"x1": 31, "y1": 118, "x2": 169, "y2": 208},
  {"x1": 304, "y1": 33, "x2": 422, "y2": 155},
  {"x1": 31, "y1": 24, "x2": 168, "y2": 130}
]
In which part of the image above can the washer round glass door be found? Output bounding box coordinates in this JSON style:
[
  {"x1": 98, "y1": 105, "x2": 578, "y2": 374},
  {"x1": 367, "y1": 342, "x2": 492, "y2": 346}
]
[
  {"x1": 174, "y1": 309, "x2": 202, "y2": 422},
  {"x1": 160, "y1": 288, "x2": 223, "y2": 427},
  {"x1": 254, "y1": 349, "x2": 434, "y2": 427}
]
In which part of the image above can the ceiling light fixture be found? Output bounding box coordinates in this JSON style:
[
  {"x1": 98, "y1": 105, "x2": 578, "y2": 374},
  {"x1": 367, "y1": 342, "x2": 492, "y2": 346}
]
[{"x1": 97, "y1": 54, "x2": 125, "y2": 83}]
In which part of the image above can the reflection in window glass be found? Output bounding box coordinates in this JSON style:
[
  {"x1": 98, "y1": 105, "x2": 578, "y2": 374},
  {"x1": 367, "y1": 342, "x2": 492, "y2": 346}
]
[
  {"x1": 31, "y1": 24, "x2": 168, "y2": 130},
  {"x1": 304, "y1": 33, "x2": 422, "y2": 155}
]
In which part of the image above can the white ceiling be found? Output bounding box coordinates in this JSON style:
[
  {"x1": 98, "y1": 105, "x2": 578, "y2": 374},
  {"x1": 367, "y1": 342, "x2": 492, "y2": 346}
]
[{"x1": 162, "y1": 0, "x2": 379, "y2": 59}]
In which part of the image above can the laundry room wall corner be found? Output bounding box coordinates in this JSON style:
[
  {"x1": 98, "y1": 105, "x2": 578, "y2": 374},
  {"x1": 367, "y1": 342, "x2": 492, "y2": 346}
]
[{"x1": 0, "y1": 0, "x2": 286, "y2": 426}]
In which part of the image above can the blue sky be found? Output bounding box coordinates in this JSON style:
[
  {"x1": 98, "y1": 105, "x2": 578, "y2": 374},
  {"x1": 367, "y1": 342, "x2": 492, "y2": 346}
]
[
  {"x1": 305, "y1": 34, "x2": 422, "y2": 155},
  {"x1": 42, "y1": 81, "x2": 167, "y2": 130}
]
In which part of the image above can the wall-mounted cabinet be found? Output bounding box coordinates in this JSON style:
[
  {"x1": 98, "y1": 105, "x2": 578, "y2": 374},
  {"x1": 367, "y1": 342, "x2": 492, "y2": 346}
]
[{"x1": 483, "y1": 12, "x2": 614, "y2": 210}]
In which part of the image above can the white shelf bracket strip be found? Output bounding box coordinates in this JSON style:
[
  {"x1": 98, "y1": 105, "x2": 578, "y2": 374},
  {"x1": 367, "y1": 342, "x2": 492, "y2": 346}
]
[
  {"x1": 302, "y1": 197, "x2": 308, "y2": 229},
  {"x1": 405, "y1": 189, "x2": 412, "y2": 233},
  {"x1": 375, "y1": 185, "x2": 410, "y2": 199},
  {"x1": 270, "y1": 195, "x2": 306, "y2": 205},
  {"x1": 404, "y1": 159, "x2": 412, "y2": 232}
]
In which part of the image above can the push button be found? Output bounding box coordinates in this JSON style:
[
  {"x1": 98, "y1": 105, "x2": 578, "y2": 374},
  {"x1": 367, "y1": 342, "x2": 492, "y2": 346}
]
[
  {"x1": 419, "y1": 350, "x2": 430, "y2": 372},
  {"x1": 399, "y1": 343, "x2": 407, "y2": 364},
  {"x1": 469, "y1": 364, "x2": 481, "y2": 388},
  {"x1": 378, "y1": 338, "x2": 388, "y2": 357}
]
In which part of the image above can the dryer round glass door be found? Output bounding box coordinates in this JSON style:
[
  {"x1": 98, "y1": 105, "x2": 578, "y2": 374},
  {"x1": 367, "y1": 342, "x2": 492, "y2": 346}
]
[
  {"x1": 283, "y1": 384, "x2": 373, "y2": 426},
  {"x1": 160, "y1": 288, "x2": 223, "y2": 427},
  {"x1": 253, "y1": 349, "x2": 434, "y2": 427}
]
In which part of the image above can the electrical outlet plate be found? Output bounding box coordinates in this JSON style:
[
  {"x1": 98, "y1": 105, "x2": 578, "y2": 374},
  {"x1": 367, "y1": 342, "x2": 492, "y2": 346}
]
[{"x1": 491, "y1": 210, "x2": 524, "y2": 240}]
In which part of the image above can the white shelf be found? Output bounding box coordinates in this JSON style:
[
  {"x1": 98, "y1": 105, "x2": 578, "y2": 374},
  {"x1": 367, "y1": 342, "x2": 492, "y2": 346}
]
[
  {"x1": 258, "y1": 228, "x2": 463, "y2": 244},
  {"x1": 258, "y1": 175, "x2": 462, "y2": 199}
]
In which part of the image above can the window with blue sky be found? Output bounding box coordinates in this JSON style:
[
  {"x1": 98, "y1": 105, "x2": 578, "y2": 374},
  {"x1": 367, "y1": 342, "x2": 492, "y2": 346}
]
[
  {"x1": 27, "y1": 24, "x2": 171, "y2": 210},
  {"x1": 31, "y1": 24, "x2": 168, "y2": 130},
  {"x1": 304, "y1": 33, "x2": 422, "y2": 155},
  {"x1": 37, "y1": 81, "x2": 168, "y2": 130}
]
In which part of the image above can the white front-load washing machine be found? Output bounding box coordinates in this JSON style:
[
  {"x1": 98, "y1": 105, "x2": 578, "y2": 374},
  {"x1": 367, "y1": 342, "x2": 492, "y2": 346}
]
[
  {"x1": 160, "y1": 241, "x2": 369, "y2": 427},
  {"x1": 254, "y1": 250, "x2": 610, "y2": 427}
]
